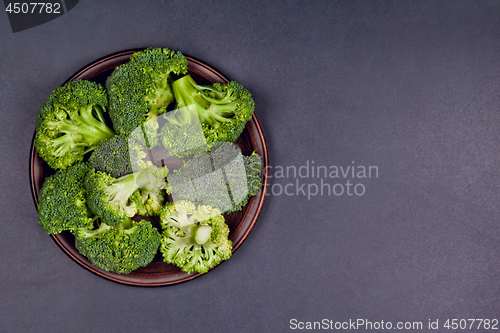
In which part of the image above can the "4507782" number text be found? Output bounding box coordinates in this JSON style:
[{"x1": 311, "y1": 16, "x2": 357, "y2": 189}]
[{"x1": 5, "y1": 2, "x2": 61, "y2": 14}]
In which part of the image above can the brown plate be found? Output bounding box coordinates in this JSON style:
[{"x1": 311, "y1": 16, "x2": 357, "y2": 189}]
[{"x1": 29, "y1": 49, "x2": 268, "y2": 286}]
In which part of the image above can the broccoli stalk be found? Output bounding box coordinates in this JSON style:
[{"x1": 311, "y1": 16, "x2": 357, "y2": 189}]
[
  {"x1": 136, "y1": 186, "x2": 166, "y2": 217},
  {"x1": 144, "y1": 74, "x2": 175, "y2": 119},
  {"x1": 48, "y1": 104, "x2": 113, "y2": 156},
  {"x1": 35, "y1": 80, "x2": 115, "y2": 170},
  {"x1": 170, "y1": 75, "x2": 255, "y2": 143},
  {"x1": 104, "y1": 172, "x2": 147, "y2": 217},
  {"x1": 135, "y1": 165, "x2": 169, "y2": 216},
  {"x1": 172, "y1": 75, "x2": 235, "y2": 128},
  {"x1": 76, "y1": 217, "x2": 112, "y2": 238},
  {"x1": 191, "y1": 225, "x2": 212, "y2": 244}
]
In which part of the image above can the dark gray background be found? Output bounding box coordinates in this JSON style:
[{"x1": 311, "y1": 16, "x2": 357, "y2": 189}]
[{"x1": 2, "y1": 1, "x2": 500, "y2": 332}]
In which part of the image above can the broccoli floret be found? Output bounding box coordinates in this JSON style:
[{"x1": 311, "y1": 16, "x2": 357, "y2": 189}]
[
  {"x1": 37, "y1": 162, "x2": 94, "y2": 234},
  {"x1": 125, "y1": 117, "x2": 164, "y2": 174},
  {"x1": 159, "y1": 201, "x2": 232, "y2": 274},
  {"x1": 88, "y1": 135, "x2": 133, "y2": 178},
  {"x1": 74, "y1": 218, "x2": 161, "y2": 274},
  {"x1": 225, "y1": 151, "x2": 262, "y2": 213},
  {"x1": 85, "y1": 166, "x2": 167, "y2": 225},
  {"x1": 106, "y1": 47, "x2": 188, "y2": 136},
  {"x1": 35, "y1": 80, "x2": 115, "y2": 170},
  {"x1": 135, "y1": 165, "x2": 170, "y2": 217},
  {"x1": 169, "y1": 147, "x2": 232, "y2": 212},
  {"x1": 168, "y1": 144, "x2": 262, "y2": 214},
  {"x1": 159, "y1": 105, "x2": 209, "y2": 159},
  {"x1": 171, "y1": 74, "x2": 255, "y2": 144},
  {"x1": 127, "y1": 126, "x2": 151, "y2": 172},
  {"x1": 84, "y1": 169, "x2": 140, "y2": 226},
  {"x1": 135, "y1": 188, "x2": 165, "y2": 217}
]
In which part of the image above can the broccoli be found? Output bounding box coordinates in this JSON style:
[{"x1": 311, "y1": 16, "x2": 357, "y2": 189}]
[
  {"x1": 168, "y1": 144, "x2": 262, "y2": 214},
  {"x1": 84, "y1": 169, "x2": 140, "y2": 226},
  {"x1": 85, "y1": 166, "x2": 167, "y2": 225},
  {"x1": 126, "y1": 124, "x2": 152, "y2": 172},
  {"x1": 226, "y1": 151, "x2": 263, "y2": 213},
  {"x1": 37, "y1": 162, "x2": 94, "y2": 234},
  {"x1": 159, "y1": 105, "x2": 209, "y2": 159},
  {"x1": 106, "y1": 47, "x2": 188, "y2": 136},
  {"x1": 170, "y1": 74, "x2": 255, "y2": 144},
  {"x1": 88, "y1": 135, "x2": 133, "y2": 178},
  {"x1": 135, "y1": 188, "x2": 165, "y2": 217},
  {"x1": 74, "y1": 218, "x2": 161, "y2": 274},
  {"x1": 159, "y1": 201, "x2": 232, "y2": 274},
  {"x1": 125, "y1": 117, "x2": 164, "y2": 173},
  {"x1": 168, "y1": 146, "x2": 232, "y2": 212},
  {"x1": 135, "y1": 165, "x2": 170, "y2": 217},
  {"x1": 35, "y1": 80, "x2": 115, "y2": 170}
]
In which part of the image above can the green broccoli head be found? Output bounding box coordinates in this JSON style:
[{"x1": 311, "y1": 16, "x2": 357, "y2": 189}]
[
  {"x1": 159, "y1": 105, "x2": 209, "y2": 159},
  {"x1": 85, "y1": 166, "x2": 168, "y2": 225},
  {"x1": 74, "y1": 218, "x2": 161, "y2": 274},
  {"x1": 168, "y1": 144, "x2": 262, "y2": 214},
  {"x1": 106, "y1": 48, "x2": 188, "y2": 136},
  {"x1": 35, "y1": 80, "x2": 115, "y2": 170},
  {"x1": 135, "y1": 188, "x2": 165, "y2": 217},
  {"x1": 171, "y1": 75, "x2": 255, "y2": 144},
  {"x1": 159, "y1": 201, "x2": 232, "y2": 274},
  {"x1": 88, "y1": 135, "x2": 133, "y2": 178},
  {"x1": 84, "y1": 169, "x2": 140, "y2": 226},
  {"x1": 37, "y1": 162, "x2": 94, "y2": 234},
  {"x1": 168, "y1": 149, "x2": 232, "y2": 212},
  {"x1": 225, "y1": 151, "x2": 263, "y2": 213},
  {"x1": 135, "y1": 165, "x2": 170, "y2": 217}
]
